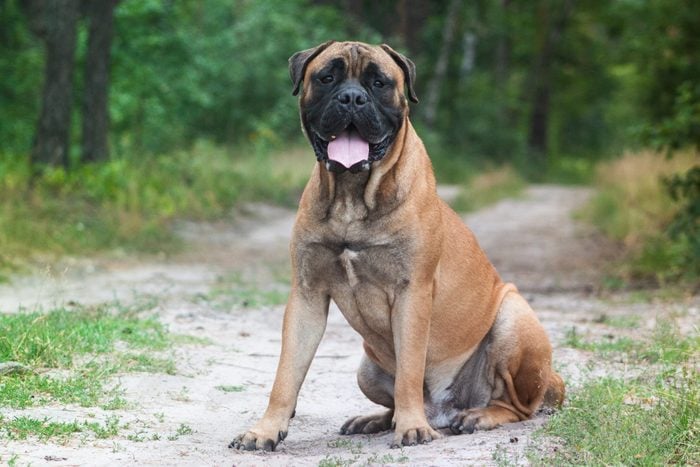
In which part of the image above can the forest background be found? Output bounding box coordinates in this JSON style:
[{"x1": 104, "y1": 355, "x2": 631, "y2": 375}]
[{"x1": 0, "y1": 0, "x2": 698, "y2": 286}]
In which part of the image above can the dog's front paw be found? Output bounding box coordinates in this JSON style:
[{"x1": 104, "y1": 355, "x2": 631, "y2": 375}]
[
  {"x1": 229, "y1": 428, "x2": 287, "y2": 451},
  {"x1": 390, "y1": 422, "x2": 442, "y2": 448},
  {"x1": 341, "y1": 409, "x2": 393, "y2": 435}
]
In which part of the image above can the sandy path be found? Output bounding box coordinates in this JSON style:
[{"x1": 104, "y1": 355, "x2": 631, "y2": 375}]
[{"x1": 1, "y1": 186, "x2": 695, "y2": 466}]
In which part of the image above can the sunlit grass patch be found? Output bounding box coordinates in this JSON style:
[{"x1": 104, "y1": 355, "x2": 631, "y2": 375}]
[
  {"x1": 0, "y1": 304, "x2": 168, "y2": 367},
  {"x1": 0, "y1": 301, "x2": 202, "y2": 408},
  {"x1": 542, "y1": 320, "x2": 699, "y2": 465},
  {"x1": 0, "y1": 371, "x2": 107, "y2": 409},
  {"x1": 451, "y1": 165, "x2": 526, "y2": 213},
  {"x1": 0, "y1": 414, "x2": 123, "y2": 442}
]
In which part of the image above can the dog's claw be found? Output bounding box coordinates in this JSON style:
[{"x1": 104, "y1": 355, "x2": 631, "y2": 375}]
[
  {"x1": 230, "y1": 430, "x2": 284, "y2": 451},
  {"x1": 392, "y1": 425, "x2": 441, "y2": 448}
]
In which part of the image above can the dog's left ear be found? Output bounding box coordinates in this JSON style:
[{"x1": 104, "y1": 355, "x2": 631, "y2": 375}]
[
  {"x1": 289, "y1": 40, "x2": 336, "y2": 96},
  {"x1": 380, "y1": 44, "x2": 418, "y2": 103}
]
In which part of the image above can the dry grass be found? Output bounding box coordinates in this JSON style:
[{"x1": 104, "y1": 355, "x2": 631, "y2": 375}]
[
  {"x1": 581, "y1": 149, "x2": 698, "y2": 283},
  {"x1": 592, "y1": 150, "x2": 696, "y2": 247},
  {"x1": 451, "y1": 165, "x2": 526, "y2": 212}
]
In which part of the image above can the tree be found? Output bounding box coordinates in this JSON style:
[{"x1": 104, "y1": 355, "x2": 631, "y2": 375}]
[
  {"x1": 423, "y1": 0, "x2": 461, "y2": 128},
  {"x1": 29, "y1": 0, "x2": 80, "y2": 168},
  {"x1": 81, "y1": 0, "x2": 119, "y2": 163},
  {"x1": 526, "y1": 0, "x2": 574, "y2": 175}
]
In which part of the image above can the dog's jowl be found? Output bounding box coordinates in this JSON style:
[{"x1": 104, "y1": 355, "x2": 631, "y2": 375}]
[{"x1": 231, "y1": 41, "x2": 565, "y2": 451}]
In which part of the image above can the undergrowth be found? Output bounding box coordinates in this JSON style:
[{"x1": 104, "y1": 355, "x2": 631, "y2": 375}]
[
  {"x1": 451, "y1": 165, "x2": 526, "y2": 212},
  {"x1": 579, "y1": 149, "x2": 698, "y2": 286},
  {"x1": 0, "y1": 142, "x2": 311, "y2": 279}
]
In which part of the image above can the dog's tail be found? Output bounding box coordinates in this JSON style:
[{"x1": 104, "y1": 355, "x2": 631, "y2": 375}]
[
  {"x1": 495, "y1": 367, "x2": 565, "y2": 420},
  {"x1": 543, "y1": 370, "x2": 565, "y2": 408}
]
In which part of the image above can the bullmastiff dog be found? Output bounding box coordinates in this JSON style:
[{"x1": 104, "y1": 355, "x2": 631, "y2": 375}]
[{"x1": 231, "y1": 41, "x2": 564, "y2": 451}]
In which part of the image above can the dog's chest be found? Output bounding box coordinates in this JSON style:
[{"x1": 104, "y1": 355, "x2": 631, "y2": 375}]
[
  {"x1": 299, "y1": 236, "x2": 411, "y2": 337},
  {"x1": 332, "y1": 243, "x2": 406, "y2": 337},
  {"x1": 328, "y1": 241, "x2": 409, "y2": 293}
]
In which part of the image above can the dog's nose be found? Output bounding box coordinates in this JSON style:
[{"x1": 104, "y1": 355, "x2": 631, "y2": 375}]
[{"x1": 337, "y1": 87, "x2": 368, "y2": 108}]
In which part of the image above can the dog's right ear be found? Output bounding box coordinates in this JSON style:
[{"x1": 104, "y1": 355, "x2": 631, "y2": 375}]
[{"x1": 289, "y1": 40, "x2": 335, "y2": 96}]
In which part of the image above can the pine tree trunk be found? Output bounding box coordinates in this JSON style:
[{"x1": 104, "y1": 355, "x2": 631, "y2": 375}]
[
  {"x1": 81, "y1": 0, "x2": 118, "y2": 163},
  {"x1": 31, "y1": 0, "x2": 80, "y2": 168}
]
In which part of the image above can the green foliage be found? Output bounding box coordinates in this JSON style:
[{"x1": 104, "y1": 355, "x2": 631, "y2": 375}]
[
  {"x1": 109, "y1": 0, "x2": 370, "y2": 154},
  {"x1": 0, "y1": 143, "x2": 310, "y2": 273},
  {"x1": 643, "y1": 83, "x2": 700, "y2": 151},
  {"x1": 1, "y1": 0, "x2": 699, "y2": 286},
  {"x1": 0, "y1": 0, "x2": 43, "y2": 154}
]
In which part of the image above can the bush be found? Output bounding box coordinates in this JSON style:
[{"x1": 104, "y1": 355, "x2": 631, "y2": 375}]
[
  {"x1": 0, "y1": 143, "x2": 311, "y2": 276},
  {"x1": 581, "y1": 150, "x2": 698, "y2": 285}
]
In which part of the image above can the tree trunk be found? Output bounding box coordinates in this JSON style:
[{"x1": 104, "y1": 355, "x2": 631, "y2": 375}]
[
  {"x1": 423, "y1": 0, "x2": 461, "y2": 128},
  {"x1": 31, "y1": 0, "x2": 80, "y2": 168},
  {"x1": 526, "y1": 0, "x2": 574, "y2": 174},
  {"x1": 495, "y1": 0, "x2": 511, "y2": 89},
  {"x1": 81, "y1": 0, "x2": 118, "y2": 163}
]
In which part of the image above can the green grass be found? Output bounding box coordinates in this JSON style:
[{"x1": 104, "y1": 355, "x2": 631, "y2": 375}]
[
  {"x1": 451, "y1": 165, "x2": 526, "y2": 213},
  {"x1": 215, "y1": 384, "x2": 245, "y2": 393},
  {"x1": 595, "y1": 314, "x2": 641, "y2": 328},
  {"x1": 0, "y1": 414, "x2": 122, "y2": 441},
  {"x1": 195, "y1": 272, "x2": 289, "y2": 311},
  {"x1": 542, "y1": 320, "x2": 699, "y2": 464},
  {"x1": 0, "y1": 303, "x2": 168, "y2": 367},
  {"x1": 116, "y1": 353, "x2": 177, "y2": 375},
  {"x1": 0, "y1": 301, "x2": 201, "y2": 408},
  {"x1": 167, "y1": 423, "x2": 194, "y2": 441},
  {"x1": 564, "y1": 321, "x2": 699, "y2": 364},
  {"x1": 0, "y1": 143, "x2": 312, "y2": 278},
  {"x1": 541, "y1": 374, "x2": 698, "y2": 465}
]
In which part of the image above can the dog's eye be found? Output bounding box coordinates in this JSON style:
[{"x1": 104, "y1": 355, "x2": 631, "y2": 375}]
[
  {"x1": 373, "y1": 80, "x2": 384, "y2": 88},
  {"x1": 320, "y1": 75, "x2": 334, "y2": 84}
]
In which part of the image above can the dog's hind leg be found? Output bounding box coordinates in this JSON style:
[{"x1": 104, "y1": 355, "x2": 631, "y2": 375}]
[
  {"x1": 450, "y1": 289, "x2": 560, "y2": 434},
  {"x1": 340, "y1": 353, "x2": 395, "y2": 435}
]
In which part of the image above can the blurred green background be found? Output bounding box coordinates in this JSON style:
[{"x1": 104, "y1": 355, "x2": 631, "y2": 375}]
[{"x1": 0, "y1": 0, "x2": 698, "y2": 285}]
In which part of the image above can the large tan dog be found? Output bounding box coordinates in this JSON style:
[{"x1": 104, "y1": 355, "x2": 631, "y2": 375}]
[{"x1": 232, "y1": 41, "x2": 564, "y2": 451}]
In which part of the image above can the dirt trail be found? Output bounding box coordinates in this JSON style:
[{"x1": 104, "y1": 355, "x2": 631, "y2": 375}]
[{"x1": 1, "y1": 185, "x2": 695, "y2": 466}]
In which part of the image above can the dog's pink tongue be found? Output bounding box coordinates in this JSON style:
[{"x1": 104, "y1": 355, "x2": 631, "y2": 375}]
[{"x1": 327, "y1": 130, "x2": 369, "y2": 168}]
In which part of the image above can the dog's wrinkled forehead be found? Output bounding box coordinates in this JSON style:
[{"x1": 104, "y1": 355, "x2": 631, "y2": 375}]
[{"x1": 306, "y1": 42, "x2": 404, "y2": 85}]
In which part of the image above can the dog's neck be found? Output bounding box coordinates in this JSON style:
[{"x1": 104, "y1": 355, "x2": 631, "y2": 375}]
[{"x1": 311, "y1": 116, "x2": 433, "y2": 222}]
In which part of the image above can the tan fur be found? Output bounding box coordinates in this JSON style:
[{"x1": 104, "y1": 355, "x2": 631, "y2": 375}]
[{"x1": 233, "y1": 42, "x2": 564, "y2": 451}]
